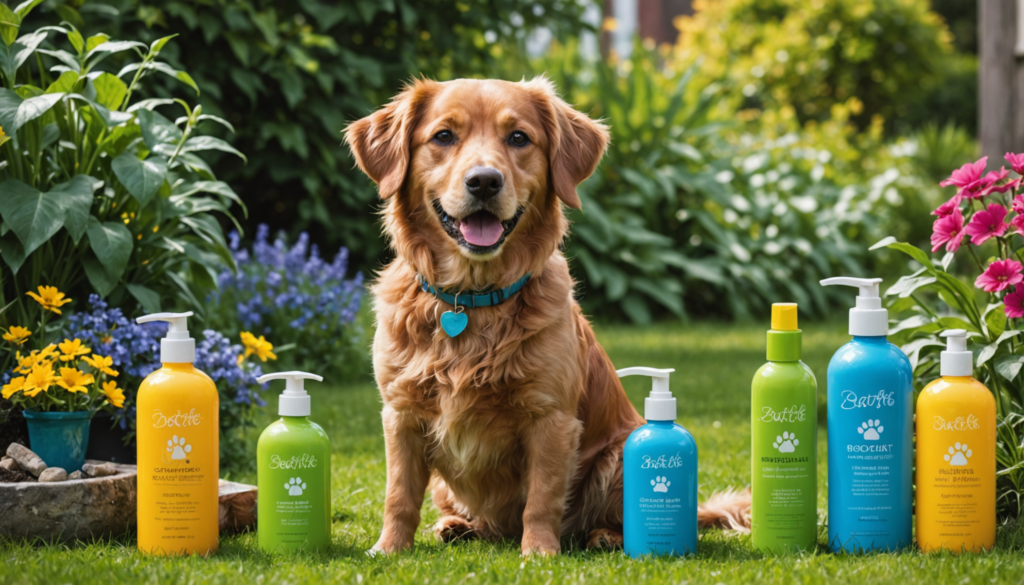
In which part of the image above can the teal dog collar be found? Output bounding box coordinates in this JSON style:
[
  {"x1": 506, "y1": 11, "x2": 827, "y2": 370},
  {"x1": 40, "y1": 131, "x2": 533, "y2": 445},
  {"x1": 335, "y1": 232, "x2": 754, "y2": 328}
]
[{"x1": 419, "y1": 273, "x2": 531, "y2": 337}]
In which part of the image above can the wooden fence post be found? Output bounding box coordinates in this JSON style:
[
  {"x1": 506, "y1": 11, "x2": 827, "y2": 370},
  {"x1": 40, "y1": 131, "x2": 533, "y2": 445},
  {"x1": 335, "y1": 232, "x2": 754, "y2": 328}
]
[{"x1": 980, "y1": 0, "x2": 1019, "y2": 160}]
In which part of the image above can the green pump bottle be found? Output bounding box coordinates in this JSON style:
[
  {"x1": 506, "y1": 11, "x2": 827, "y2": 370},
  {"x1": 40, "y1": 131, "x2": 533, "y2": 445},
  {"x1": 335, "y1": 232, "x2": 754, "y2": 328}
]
[
  {"x1": 750, "y1": 304, "x2": 818, "y2": 552},
  {"x1": 256, "y1": 371, "x2": 331, "y2": 552}
]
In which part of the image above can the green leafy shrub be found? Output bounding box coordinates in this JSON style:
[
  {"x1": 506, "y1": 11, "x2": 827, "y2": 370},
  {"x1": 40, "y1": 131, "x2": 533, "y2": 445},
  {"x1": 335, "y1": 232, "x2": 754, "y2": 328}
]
[
  {"x1": 64, "y1": 0, "x2": 589, "y2": 271},
  {"x1": 877, "y1": 153, "x2": 1024, "y2": 518},
  {"x1": 0, "y1": 1, "x2": 245, "y2": 323},
  {"x1": 673, "y1": 0, "x2": 953, "y2": 131},
  {"x1": 536, "y1": 41, "x2": 900, "y2": 322}
]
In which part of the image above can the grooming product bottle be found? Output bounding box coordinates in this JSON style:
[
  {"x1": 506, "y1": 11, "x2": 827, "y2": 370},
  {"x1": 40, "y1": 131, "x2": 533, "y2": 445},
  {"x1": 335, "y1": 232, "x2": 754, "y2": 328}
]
[
  {"x1": 820, "y1": 277, "x2": 913, "y2": 553},
  {"x1": 257, "y1": 371, "x2": 332, "y2": 552},
  {"x1": 751, "y1": 303, "x2": 818, "y2": 552},
  {"x1": 621, "y1": 367, "x2": 697, "y2": 557},
  {"x1": 916, "y1": 329, "x2": 996, "y2": 553},
  {"x1": 135, "y1": 312, "x2": 219, "y2": 556}
]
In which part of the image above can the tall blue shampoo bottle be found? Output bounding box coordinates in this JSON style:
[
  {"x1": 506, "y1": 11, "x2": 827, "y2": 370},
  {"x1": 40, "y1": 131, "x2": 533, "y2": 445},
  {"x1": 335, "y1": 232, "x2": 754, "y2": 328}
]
[
  {"x1": 620, "y1": 367, "x2": 698, "y2": 558},
  {"x1": 820, "y1": 277, "x2": 913, "y2": 553}
]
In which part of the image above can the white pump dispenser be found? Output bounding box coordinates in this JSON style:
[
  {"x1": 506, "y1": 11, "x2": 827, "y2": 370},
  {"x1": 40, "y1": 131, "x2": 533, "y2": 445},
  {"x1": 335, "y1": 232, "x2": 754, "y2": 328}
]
[
  {"x1": 617, "y1": 367, "x2": 676, "y2": 421},
  {"x1": 135, "y1": 312, "x2": 196, "y2": 363},
  {"x1": 819, "y1": 277, "x2": 887, "y2": 336},
  {"x1": 940, "y1": 329, "x2": 973, "y2": 376},
  {"x1": 256, "y1": 371, "x2": 324, "y2": 417}
]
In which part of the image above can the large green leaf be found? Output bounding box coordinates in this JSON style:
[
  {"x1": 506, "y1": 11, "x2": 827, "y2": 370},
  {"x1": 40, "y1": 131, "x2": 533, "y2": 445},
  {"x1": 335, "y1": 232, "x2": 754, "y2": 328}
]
[
  {"x1": 871, "y1": 237, "x2": 934, "y2": 270},
  {"x1": 0, "y1": 89, "x2": 62, "y2": 135},
  {"x1": 126, "y1": 283, "x2": 160, "y2": 313},
  {"x1": 85, "y1": 216, "x2": 133, "y2": 281},
  {"x1": 49, "y1": 175, "x2": 96, "y2": 244},
  {"x1": 82, "y1": 254, "x2": 117, "y2": 297},
  {"x1": 0, "y1": 28, "x2": 49, "y2": 80},
  {"x1": 0, "y1": 230, "x2": 26, "y2": 274},
  {"x1": 176, "y1": 136, "x2": 247, "y2": 162},
  {"x1": 112, "y1": 152, "x2": 167, "y2": 207},
  {"x1": 0, "y1": 179, "x2": 65, "y2": 256},
  {"x1": 136, "y1": 108, "x2": 182, "y2": 149},
  {"x1": 0, "y1": 3, "x2": 19, "y2": 47},
  {"x1": 91, "y1": 72, "x2": 127, "y2": 110}
]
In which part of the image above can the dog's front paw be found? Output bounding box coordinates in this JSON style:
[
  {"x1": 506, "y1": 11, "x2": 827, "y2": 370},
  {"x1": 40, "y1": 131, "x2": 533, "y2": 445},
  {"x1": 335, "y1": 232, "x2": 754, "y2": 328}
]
[
  {"x1": 586, "y1": 528, "x2": 623, "y2": 550},
  {"x1": 521, "y1": 532, "x2": 561, "y2": 556},
  {"x1": 368, "y1": 534, "x2": 413, "y2": 556}
]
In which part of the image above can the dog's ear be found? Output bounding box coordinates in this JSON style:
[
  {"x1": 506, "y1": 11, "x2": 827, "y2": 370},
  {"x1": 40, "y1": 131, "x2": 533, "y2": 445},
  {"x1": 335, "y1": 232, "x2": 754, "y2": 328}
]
[
  {"x1": 344, "y1": 80, "x2": 436, "y2": 199},
  {"x1": 526, "y1": 77, "x2": 609, "y2": 210}
]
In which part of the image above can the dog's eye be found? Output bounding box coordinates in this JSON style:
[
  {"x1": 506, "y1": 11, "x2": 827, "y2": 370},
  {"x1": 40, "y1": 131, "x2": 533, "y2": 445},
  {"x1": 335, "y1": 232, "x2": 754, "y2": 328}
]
[
  {"x1": 433, "y1": 130, "x2": 455, "y2": 145},
  {"x1": 509, "y1": 131, "x2": 530, "y2": 147}
]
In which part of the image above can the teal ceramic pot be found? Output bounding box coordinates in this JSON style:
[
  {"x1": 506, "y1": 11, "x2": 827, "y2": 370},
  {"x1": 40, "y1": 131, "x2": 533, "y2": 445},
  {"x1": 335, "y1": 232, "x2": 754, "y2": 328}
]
[{"x1": 23, "y1": 410, "x2": 91, "y2": 472}]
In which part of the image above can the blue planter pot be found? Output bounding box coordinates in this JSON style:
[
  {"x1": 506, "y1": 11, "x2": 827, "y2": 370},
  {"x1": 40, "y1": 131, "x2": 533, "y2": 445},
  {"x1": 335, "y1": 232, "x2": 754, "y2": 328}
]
[{"x1": 23, "y1": 410, "x2": 91, "y2": 472}]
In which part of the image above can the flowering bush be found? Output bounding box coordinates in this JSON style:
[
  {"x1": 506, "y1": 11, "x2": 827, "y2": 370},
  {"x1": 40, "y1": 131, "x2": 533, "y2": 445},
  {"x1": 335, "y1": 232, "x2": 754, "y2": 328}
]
[
  {"x1": 875, "y1": 153, "x2": 1024, "y2": 518},
  {"x1": 61, "y1": 293, "x2": 272, "y2": 472},
  {"x1": 1, "y1": 287, "x2": 124, "y2": 415},
  {"x1": 206, "y1": 225, "x2": 365, "y2": 377}
]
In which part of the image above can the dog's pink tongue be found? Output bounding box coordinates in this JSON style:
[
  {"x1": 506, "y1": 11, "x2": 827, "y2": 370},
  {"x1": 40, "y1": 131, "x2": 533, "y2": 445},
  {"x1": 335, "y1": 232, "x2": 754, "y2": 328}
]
[{"x1": 459, "y1": 212, "x2": 504, "y2": 247}]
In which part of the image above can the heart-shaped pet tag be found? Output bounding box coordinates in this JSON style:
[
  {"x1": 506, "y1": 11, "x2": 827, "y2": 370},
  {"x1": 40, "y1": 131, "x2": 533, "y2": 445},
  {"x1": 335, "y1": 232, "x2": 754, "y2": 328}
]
[{"x1": 440, "y1": 311, "x2": 468, "y2": 337}]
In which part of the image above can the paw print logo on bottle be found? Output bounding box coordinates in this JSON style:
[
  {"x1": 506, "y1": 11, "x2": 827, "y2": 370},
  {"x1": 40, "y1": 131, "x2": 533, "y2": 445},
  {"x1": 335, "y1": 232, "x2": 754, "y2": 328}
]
[
  {"x1": 858, "y1": 419, "x2": 884, "y2": 441},
  {"x1": 944, "y1": 442, "x2": 973, "y2": 466},
  {"x1": 287, "y1": 477, "x2": 307, "y2": 496},
  {"x1": 773, "y1": 431, "x2": 798, "y2": 453},
  {"x1": 651, "y1": 476, "x2": 671, "y2": 493},
  {"x1": 166, "y1": 435, "x2": 192, "y2": 461}
]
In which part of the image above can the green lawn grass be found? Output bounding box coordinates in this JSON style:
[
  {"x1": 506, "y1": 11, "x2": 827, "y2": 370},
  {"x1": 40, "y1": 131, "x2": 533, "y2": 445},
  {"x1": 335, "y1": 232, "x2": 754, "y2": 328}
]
[{"x1": 5, "y1": 320, "x2": 1024, "y2": 584}]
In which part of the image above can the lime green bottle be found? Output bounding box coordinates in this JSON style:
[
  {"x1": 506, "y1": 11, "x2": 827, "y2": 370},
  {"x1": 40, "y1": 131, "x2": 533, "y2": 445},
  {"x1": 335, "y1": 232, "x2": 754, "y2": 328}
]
[
  {"x1": 751, "y1": 304, "x2": 818, "y2": 552},
  {"x1": 256, "y1": 371, "x2": 331, "y2": 552}
]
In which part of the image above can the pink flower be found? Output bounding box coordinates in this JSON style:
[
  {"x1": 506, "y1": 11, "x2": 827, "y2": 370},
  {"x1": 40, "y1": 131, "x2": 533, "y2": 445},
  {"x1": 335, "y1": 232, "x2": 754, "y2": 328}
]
[
  {"x1": 1005, "y1": 286, "x2": 1024, "y2": 319},
  {"x1": 931, "y1": 207, "x2": 966, "y2": 253},
  {"x1": 976, "y1": 167, "x2": 1013, "y2": 198},
  {"x1": 932, "y1": 195, "x2": 962, "y2": 217},
  {"x1": 940, "y1": 157, "x2": 988, "y2": 195},
  {"x1": 1013, "y1": 195, "x2": 1024, "y2": 214},
  {"x1": 975, "y1": 259, "x2": 1024, "y2": 293},
  {"x1": 1006, "y1": 152, "x2": 1024, "y2": 175},
  {"x1": 965, "y1": 203, "x2": 1009, "y2": 245},
  {"x1": 1012, "y1": 213, "x2": 1024, "y2": 236}
]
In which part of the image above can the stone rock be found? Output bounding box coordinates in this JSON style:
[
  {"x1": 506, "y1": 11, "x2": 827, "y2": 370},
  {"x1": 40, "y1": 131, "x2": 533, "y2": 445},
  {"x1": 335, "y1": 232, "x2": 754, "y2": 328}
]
[
  {"x1": 0, "y1": 458, "x2": 22, "y2": 472},
  {"x1": 68, "y1": 470, "x2": 84, "y2": 480},
  {"x1": 82, "y1": 462, "x2": 117, "y2": 477},
  {"x1": 1, "y1": 455, "x2": 10, "y2": 461},
  {"x1": 6, "y1": 443, "x2": 46, "y2": 477},
  {"x1": 38, "y1": 467, "x2": 67, "y2": 482},
  {"x1": 0, "y1": 460, "x2": 136, "y2": 541}
]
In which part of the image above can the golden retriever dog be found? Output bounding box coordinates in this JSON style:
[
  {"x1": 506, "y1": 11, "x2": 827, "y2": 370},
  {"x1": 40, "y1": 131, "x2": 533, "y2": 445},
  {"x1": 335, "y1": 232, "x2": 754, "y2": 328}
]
[{"x1": 345, "y1": 77, "x2": 750, "y2": 556}]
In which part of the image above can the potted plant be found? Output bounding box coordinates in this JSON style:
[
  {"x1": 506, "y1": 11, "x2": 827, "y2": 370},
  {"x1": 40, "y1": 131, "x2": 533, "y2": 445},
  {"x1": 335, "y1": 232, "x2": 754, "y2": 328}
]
[{"x1": 1, "y1": 285, "x2": 124, "y2": 471}]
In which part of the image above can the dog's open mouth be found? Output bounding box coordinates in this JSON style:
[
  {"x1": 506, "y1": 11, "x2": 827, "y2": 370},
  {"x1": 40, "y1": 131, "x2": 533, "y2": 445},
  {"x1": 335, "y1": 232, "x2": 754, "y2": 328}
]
[{"x1": 433, "y1": 200, "x2": 524, "y2": 254}]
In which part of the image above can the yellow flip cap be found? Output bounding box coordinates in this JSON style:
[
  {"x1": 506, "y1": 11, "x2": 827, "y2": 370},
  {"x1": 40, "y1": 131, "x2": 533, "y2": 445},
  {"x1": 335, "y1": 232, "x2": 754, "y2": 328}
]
[{"x1": 771, "y1": 303, "x2": 798, "y2": 331}]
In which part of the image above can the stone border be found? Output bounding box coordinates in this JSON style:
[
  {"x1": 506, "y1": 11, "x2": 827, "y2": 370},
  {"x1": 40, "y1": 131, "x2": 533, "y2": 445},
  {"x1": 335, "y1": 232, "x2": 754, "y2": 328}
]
[{"x1": 0, "y1": 460, "x2": 137, "y2": 541}]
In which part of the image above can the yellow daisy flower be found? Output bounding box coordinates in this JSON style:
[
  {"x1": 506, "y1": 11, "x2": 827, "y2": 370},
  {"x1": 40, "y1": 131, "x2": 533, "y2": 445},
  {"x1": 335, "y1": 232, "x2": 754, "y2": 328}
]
[
  {"x1": 2, "y1": 376, "x2": 25, "y2": 399},
  {"x1": 25, "y1": 285, "x2": 72, "y2": 315},
  {"x1": 15, "y1": 344, "x2": 57, "y2": 374},
  {"x1": 240, "y1": 331, "x2": 277, "y2": 362},
  {"x1": 2, "y1": 326, "x2": 31, "y2": 345},
  {"x1": 82, "y1": 354, "x2": 119, "y2": 377},
  {"x1": 22, "y1": 364, "x2": 56, "y2": 398},
  {"x1": 58, "y1": 338, "x2": 91, "y2": 361},
  {"x1": 102, "y1": 380, "x2": 125, "y2": 408},
  {"x1": 56, "y1": 368, "x2": 95, "y2": 393}
]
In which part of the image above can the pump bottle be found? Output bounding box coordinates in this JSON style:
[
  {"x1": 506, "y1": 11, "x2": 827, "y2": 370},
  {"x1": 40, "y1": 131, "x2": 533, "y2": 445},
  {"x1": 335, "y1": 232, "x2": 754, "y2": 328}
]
[
  {"x1": 135, "y1": 312, "x2": 219, "y2": 556},
  {"x1": 621, "y1": 367, "x2": 697, "y2": 557},
  {"x1": 916, "y1": 330, "x2": 996, "y2": 553},
  {"x1": 751, "y1": 303, "x2": 818, "y2": 552},
  {"x1": 257, "y1": 371, "x2": 332, "y2": 552},
  {"x1": 819, "y1": 277, "x2": 913, "y2": 552}
]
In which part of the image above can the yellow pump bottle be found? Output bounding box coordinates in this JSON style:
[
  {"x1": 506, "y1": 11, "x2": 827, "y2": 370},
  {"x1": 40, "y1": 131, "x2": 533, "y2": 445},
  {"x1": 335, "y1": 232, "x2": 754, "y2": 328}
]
[
  {"x1": 135, "y1": 312, "x2": 219, "y2": 556},
  {"x1": 916, "y1": 329, "x2": 996, "y2": 553}
]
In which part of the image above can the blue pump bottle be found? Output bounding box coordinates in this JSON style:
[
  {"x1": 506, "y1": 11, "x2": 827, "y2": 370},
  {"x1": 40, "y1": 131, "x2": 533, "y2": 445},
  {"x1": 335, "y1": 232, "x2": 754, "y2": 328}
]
[
  {"x1": 820, "y1": 277, "x2": 913, "y2": 553},
  {"x1": 621, "y1": 367, "x2": 697, "y2": 557}
]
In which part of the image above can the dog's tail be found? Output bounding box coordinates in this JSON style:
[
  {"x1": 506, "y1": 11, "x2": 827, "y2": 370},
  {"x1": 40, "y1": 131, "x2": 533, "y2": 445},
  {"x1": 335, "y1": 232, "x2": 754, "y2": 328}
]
[{"x1": 697, "y1": 486, "x2": 751, "y2": 532}]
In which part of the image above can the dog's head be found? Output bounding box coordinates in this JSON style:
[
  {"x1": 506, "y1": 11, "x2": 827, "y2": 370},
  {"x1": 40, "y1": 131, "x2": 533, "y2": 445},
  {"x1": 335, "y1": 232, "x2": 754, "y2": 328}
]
[{"x1": 345, "y1": 78, "x2": 608, "y2": 287}]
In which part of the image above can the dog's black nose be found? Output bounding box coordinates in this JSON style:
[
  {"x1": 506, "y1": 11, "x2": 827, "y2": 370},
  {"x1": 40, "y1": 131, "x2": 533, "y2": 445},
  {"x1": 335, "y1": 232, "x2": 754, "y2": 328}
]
[{"x1": 464, "y1": 166, "x2": 504, "y2": 199}]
